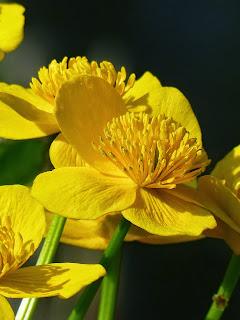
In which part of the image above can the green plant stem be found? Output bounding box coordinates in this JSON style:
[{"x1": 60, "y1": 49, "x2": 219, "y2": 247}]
[
  {"x1": 68, "y1": 216, "x2": 131, "y2": 320},
  {"x1": 97, "y1": 248, "x2": 122, "y2": 320},
  {"x1": 205, "y1": 253, "x2": 240, "y2": 320},
  {"x1": 16, "y1": 214, "x2": 66, "y2": 320}
]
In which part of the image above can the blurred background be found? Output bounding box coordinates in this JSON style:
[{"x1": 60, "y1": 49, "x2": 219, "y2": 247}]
[{"x1": 1, "y1": 0, "x2": 240, "y2": 319}]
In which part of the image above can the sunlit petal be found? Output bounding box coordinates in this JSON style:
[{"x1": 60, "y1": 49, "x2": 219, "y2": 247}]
[
  {"x1": 0, "y1": 185, "x2": 46, "y2": 253},
  {"x1": 122, "y1": 188, "x2": 216, "y2": 236},
  {"x1": 55, "y1": 75, "x2": 127, "y2": 176},
  {"x1": 32, "y1": 167, "x2": 137, "y2": 220},
  {"x1": 124, "y1": 71, "x2": 161, "y2": 109},
  {"x1": 0, "y1": 263, "x2": 106, "y2": 299},
  {"x1": 0, "y1": 4, "x2": 25, "y2": 53}
]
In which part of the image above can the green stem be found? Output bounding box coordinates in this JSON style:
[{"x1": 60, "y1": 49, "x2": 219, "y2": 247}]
[
  {"x1": 68, "y1": 216, "x2": 131, "y2": 320},
  {"x1": 205, "y1": 253, "x2": 240, "y2": 320},
  {"x1": 16, "y1": 214, "x2": 66, "y2": 320},
  {"x1": 97, "y1": 248, "x2": 122, "y2": 320}
]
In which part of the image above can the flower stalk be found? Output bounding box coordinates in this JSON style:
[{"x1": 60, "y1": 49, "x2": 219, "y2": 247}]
[
  {"x1": 97, "y1": 248, "x2": 122, "y2": 320},
  {"x1": 205, "y1": 253, "x2": 240, "y2": 320},
  {"x1": 16, "y1": 214, "x2": 66, "y2": 320},
  {"x1": 68, "y1": 217, "x2": 131, "y2": 320}
]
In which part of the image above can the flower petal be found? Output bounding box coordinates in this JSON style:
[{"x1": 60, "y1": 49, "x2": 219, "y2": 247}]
[
  {"x1": 211, "y1": 144, "x2": 240, "y2": 195},
  {"x1": 46, "y1": 211, "x2": 150, "y2": 250},
  {"x1": 139, "y1": 233, "x2": 204, "y2": 245},
  {"x1": 124, "y1": 71, "x2": 161, "y2": 108},
  {"x1": 50, "y1": 133, "x2": 86, "y2": 168},
  {"x1": 204, "y1": 217, "x2": 240, "y2": 255},
  {"x1": 127, "y1": 86, "x2": 202, "y2": 144},
  {"x1": 0, "y1": 84, "x2": 59, "y2": 139},
  {"x1": 169, "y1": 177, "x2": 240, "y2": 234},
  {"x1": 122, "y1": 188, "x2": 216, "y2": 236},
  {"x1": 0, "y1": 263, "x2": 106, "y2": 299},
  {"x1": 0, "y1": 49, "x2": 5, "y2": 62},
  {"x1": 55, "y1": 74, "x2": 127, "y2": 176},
  {"x1": 32, "y1": 167, "x2": 137, "y2": 220},
  {"x1": 0, "y1": 84, "x2": 53, "y2": 113},
  {"x1": 0, "y1": 295, "x2": 14, "y2": 320},
  {"x1": 0, "y1": 4, "x2": 25, "y2": 53},
  {"x1": 0, "y1": 185, "x2": 46, "y2": 253}
]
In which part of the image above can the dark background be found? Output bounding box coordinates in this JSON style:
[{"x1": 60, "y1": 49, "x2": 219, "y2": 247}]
[{"x1": 1, "y1": 0, "x2": 240, "y2": 319}]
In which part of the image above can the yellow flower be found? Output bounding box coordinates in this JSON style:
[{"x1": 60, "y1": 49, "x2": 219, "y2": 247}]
[
  {"x1": 0, "y1": 56, "x2": 160, "y2": 139},
  {"x1": 0, "y1": 3, "x2": 25, "y2": 61},
  {"x1": 0, "y1": 295, "x2": 14, "y2": 320},
  {"x1": 32, "y1": 74, "x2": 217, "y2": 237},
  {"x1": 0, "y1": 185, "x2": 106, "y2": 319},
  {"x1": 166, "y1": 145, "x2": 240, "y2": 253}
]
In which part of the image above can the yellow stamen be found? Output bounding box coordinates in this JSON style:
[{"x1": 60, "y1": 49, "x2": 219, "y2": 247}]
[
  {"x1": 30, "y1": 56, "x2": 136, "y2": 104},
  {"x1": 0, "y1": 216, "x2": 34, "y2": 278},
  {"x1": 94, "y1": 112, "x2": 210, "y2": 189}
]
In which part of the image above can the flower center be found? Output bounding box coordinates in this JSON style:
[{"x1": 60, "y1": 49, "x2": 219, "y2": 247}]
[
  {"x1": 0, "y1": 216, "x2": 34, "y2": 278},
  {"x1": 30, "y1": 56, "x2": 136, "y2": 105},
  {"x1": 93, "y1": 112, "x2": 210, "y2": 189}
]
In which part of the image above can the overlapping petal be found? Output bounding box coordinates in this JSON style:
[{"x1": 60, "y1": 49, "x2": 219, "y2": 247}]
[
  {"x1": 168, "y1": 178, "x2": 240, "y2": 234},
  {"x1": 122, "y1": 188, "x2": 216, "y2": 236},
  {"x1": 32, "y1": 167, "x2": 137, "y2": 220},
  {"x1": 127, "y1": 86, "x2": 202, "y2": 144},
  {"x1": 0, "y1": 295, "x2": 14, "y2": 320},
  {"x1": 0, "y1": 3, "x2": 25, "y2": 61},
  {"x1": 0, "y1": 263, "x2": 106, "y2": 299},
  {"x1": 0, "y1": 185, "x2": 46, "y2": 253},
  {"x1": 50, "y1": 133, "x2": 85, "y2": 168},
  {"x1": 0, "y1": 84, "x2": 58, "y2": 139},
  {"x1": 124, "y1": 71, "x2": 161, "y2": 108},
  {"x1": 211, "y1": 144, "x2": 240, "y2": 195},
  {"x1": 55, "y1": 75, "x2": 128, "y2": 176},
  {"x1": 46, "y1": 211, "x2": 155, "y2": 250}
]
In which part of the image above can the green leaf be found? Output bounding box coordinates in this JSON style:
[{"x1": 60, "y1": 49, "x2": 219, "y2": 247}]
[{"x1": 0, "y1": 138, "x2": 50, "y2": 186}]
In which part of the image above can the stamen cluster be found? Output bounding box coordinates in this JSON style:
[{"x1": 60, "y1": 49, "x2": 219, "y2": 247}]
[
  {"x1": 0, "y1": 216, "x2": 34, "y2": 277},
  {"x1": 30, "y1": 56, "x2": 136, "y2": 104},
  {"x1": 94, "y1": 112, "x2": 210, "y2": 189}
]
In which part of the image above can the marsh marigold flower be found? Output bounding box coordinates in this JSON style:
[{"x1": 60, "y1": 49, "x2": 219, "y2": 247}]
[
  {"x1": 0, "y1": 3, "x2": 25, "y2": 61},
  {"x1": 0, "y1": 56, "x2": 160, "y2": 139},
  {"x1": 170, "y1": 145, "x2": 240, "y2": 254},
  {"x1": 0, "y1": 185, "x2": 106, "y2": 319},
  {"x1": 32, "y1": 75, "x2": 217, "y2": 237}
]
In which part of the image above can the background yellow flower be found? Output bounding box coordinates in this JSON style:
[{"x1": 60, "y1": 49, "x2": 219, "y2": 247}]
[
  {"x1": 0, "y1": 3, "x2": 25, "y2": 61},
  {"x1": 0, "y1": 185, "x2": 106, "y2": 319},
  {"x1": 0, "y1": 57, "x2": 160, "y2": 139}
]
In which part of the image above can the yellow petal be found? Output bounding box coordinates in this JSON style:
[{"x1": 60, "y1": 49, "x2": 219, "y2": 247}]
[
  {"x1": 0, "y1": 4, "x2": 25, "y2": 53},
  {"x1": 204, "y1": 217, "x2": 240, "y2": 255},
  {"x1": 127, "y1": 86, "x2": 202, "y2": 144},
  {"x1": 124, "y1": 71, "x2": 161, "y2": 108},
  {"x1": 0, "y1": 263, "x2": 106, "y2": 299},
  {"x1": 169, "y1": 177, "x2": 240, "y2": 234},
  {"x1": 32, "y1": 167, "x2": 137, "y2": 220},
  {"x1": 0, "y1": 295, "x2": 14, "y2": 320},
  {"x1": 0, "y1": 84, "x2": 53, "y2": 113},
  {"x1": 55, "y1": 75, "x2": 127, "y2": 176},
  {"x1": 211, "y1": 144, "x2": 240, "y2": 195},
  {"x1": 0, "y1": 92, "x2": 56, "y2": 124},
  {"x1": 0, "y1": 49, "x2": 5, "y2": 62},
  {"x1": 139, "y1": 233, "x2": 204, "y2": 245},
  {"x1": 122, "y1": 187, "x2": 216, "y2": 236},
  {"x1": 50, "y1": 133, "x2": 86, "y2": 168},
  {"x1": 46, "y1": 211, "x2": 151, "y2": 250},
  {"x1": 0, "y1": 185, "x2": 46, "y2": 253},
  {"x1": 0, "y1": 84, "x2": 58, "y2": 139}
]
